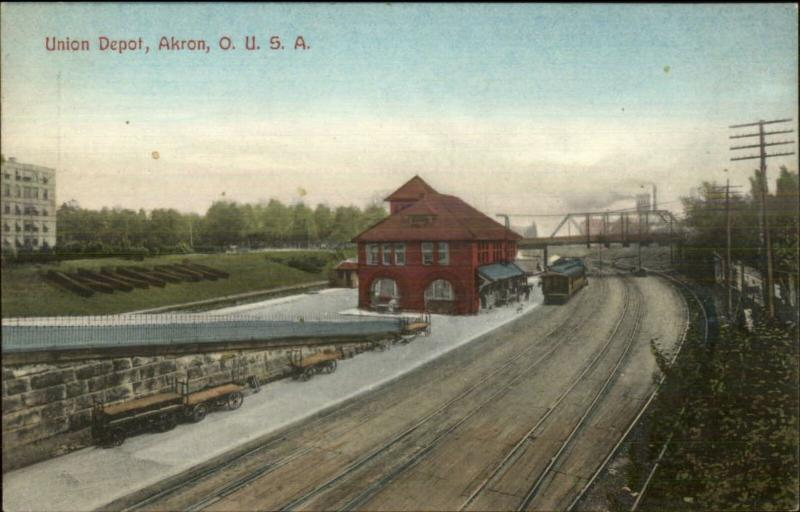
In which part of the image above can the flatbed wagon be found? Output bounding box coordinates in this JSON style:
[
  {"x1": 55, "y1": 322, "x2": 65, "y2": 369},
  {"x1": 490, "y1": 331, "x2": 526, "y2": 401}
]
[
  {"x1": 400, "y1": 312, "x2": 432, "y2": 336},
  {"x1": 288, "y1": 350, "x2": 340, "y2": 381},
  {"x1": 92, "y1": 380, "x2": 244, "y2": 447}
]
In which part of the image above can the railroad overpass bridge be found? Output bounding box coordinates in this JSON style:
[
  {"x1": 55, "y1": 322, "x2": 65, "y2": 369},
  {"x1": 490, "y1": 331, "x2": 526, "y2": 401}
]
[{"x1": 509, "y1": 209, "x2": 683, "y2": 265}]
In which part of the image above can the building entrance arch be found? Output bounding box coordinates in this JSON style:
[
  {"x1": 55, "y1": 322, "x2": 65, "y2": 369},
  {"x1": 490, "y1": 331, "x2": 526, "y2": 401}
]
[{"x1": 370, "y1": 277, "x2": 400, "y2": 312}]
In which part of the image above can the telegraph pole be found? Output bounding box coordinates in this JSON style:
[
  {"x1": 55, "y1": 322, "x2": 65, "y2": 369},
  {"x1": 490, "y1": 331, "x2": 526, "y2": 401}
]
[
  {"x1": 729, "y1": 118, "x2": 795, "y2": 319},
  {"x1": 725, "y1": 178, "x2": 732, "y2": 319},
  {"x1": 709, "y1": 179, "x2": 742, "y2": 321}
]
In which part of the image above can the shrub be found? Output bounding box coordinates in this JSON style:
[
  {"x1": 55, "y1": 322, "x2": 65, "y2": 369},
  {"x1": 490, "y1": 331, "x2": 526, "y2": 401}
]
[{"x1": 285, "y1": 254, "x2": 329, "y2": 273}]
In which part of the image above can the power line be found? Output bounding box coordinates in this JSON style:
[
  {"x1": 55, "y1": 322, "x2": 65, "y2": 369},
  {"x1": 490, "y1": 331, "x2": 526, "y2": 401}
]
[{"x1": 729, "y1": 117, "x2": 796, "y2": 320}]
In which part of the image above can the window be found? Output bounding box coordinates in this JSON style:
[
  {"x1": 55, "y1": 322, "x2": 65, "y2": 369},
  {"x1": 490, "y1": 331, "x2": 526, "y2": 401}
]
[
  {"x1": 43, "y1": 190, "x2": 49, "y2": 200},
  {"x1": 425, "y1": 279, "x2": 454, "y2": 301},
  {"x1": 409, "y1": 214, "x2": 434, "y2": 227},
  {"x1": 438, "y1": 242, "x2": 449, "y2": 265},
  {"x1": 422, "y1": 242, "x2": 434, "y2": 265},
  {"x1": 371, "y1": 278, "x2": 398, "y2": 299},
  {"x1": 394, "y1": 243, "x2": 406, "y2": 266},
  {"x1": 478, "y1": 241, "x2": 489, "y2": 264},
  {"x1": 14, "y1": 186, "x2": 20, "y2": 198},
  {"x1": 366, "y1": 244, "x2": 379, "y2": 265},
  {"x1": 382, "y1": 243, "x2": 392, "y2": 265},
  {"x1": 3, "y1": 185, "x2": 9, "y2": 197},
  {"x1": 3, "y1": 205, "x2": 9, "y2": 214}
]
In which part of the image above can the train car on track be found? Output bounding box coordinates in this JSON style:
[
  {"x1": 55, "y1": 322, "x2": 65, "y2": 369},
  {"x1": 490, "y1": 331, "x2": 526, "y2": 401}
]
[
  {"x1": 540, "y1": 258, "x2": 588, "y2": 304},
  {"x1": 92, "y1": 379, "x2": 244, "y2": 447}
]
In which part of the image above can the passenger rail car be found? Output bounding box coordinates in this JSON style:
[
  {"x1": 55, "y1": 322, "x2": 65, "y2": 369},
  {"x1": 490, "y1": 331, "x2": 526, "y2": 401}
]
[{"x1": 541, "y1": 258, "x2": 588, "y2": 304}]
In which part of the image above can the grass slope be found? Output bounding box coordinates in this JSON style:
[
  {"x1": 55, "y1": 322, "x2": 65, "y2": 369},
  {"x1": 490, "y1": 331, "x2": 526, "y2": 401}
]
[{"x1": 1, "y1": 251, "x2": 343, "y2": 318}]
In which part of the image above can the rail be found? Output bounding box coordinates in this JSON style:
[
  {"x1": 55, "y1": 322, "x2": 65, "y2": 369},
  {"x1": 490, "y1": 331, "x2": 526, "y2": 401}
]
[
  {"x1": 118, "y1": 277, "x2": 610, "y2": 512},
  {"x1": 516, "y1": 278, "x2": 644, "y2": 510},
  {"x1": 628, "y1": 270, "x2": 709, "y2": 511}
]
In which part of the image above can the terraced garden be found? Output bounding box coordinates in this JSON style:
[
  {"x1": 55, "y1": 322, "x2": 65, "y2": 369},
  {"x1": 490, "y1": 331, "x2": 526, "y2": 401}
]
[{"x1": 1, "y1": 251, "x2": 347, "y2": 318}]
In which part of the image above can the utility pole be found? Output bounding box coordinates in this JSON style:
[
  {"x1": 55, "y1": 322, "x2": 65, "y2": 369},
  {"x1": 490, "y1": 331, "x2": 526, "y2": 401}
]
[
  {"x1": 638, "y1": 212, "x2": 643, "y2": 271},
  {"x1": 725, "y1": 178, "x2": 732, "y2": 319},
  {"x1": 710, "y1": 179, "x2": 742, "y2": 322},
  {"x1": 729, "y1": 118, "x2": 795, "y2": 319}
]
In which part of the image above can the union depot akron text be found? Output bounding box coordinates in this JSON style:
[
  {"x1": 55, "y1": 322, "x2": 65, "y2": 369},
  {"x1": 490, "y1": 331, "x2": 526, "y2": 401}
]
[{"x1": 45, "y1": 36, "x2": 211, "y2": 54}]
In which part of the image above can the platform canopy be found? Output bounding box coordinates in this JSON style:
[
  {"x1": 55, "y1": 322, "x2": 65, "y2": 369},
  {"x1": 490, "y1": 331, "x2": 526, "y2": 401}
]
[{"x1": 477, "y1": 262, "x2": 526, "y2": 282}]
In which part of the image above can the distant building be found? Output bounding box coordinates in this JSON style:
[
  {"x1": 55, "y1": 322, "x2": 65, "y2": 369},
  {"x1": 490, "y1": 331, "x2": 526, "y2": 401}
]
[
  {"x1": 330, "y1": 259, "x2": 359, "y2": 288},
  {"x1": 635, "y1": 193, "x2": 651, "y2": 212},
  {"x1": 352, "y1": 176, "x2": 526, "y2": 315},
  {"x1": 1, "y1": 158, "x2": 57, "y2": 252},
  {"x1": 523, "y1": 221, "x2": 538, "y2": 238}
]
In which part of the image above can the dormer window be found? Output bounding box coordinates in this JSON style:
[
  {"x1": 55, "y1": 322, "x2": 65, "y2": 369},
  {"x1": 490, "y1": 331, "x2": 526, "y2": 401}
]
[{"x1": 408, "y1": 214, "x2": 435, "y2": 227}]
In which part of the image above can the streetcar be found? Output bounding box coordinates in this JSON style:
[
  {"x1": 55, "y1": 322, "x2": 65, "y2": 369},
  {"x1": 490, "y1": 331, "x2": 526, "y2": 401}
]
[{"x1": 540, "y1": 258, "x2": 588, "y2": 304}]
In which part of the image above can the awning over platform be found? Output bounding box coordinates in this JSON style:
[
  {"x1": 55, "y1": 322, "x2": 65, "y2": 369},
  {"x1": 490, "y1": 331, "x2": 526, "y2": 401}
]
[{"x1": 477, "y1": 262, "x2": 526, "y2": 282}]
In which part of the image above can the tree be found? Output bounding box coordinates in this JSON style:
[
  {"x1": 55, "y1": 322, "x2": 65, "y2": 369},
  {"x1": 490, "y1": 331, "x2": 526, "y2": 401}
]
[
  {"x1": 680, "y1": 181, "x2": 758, "y2": 279},
  {"x1": 289, "y1": 202, "x2": 317, "y2": 247},
  {"x1": 202, "y1": 201, "x2": 245, "y2": 248},
  {"x1": 314, "y1": 204, "x2": 334, "y2": 242},
  {"x1": 770, "y1": 167, "x2": 799, "y2": 278},
  {"x1": 149, "y1": 208, "x2": 185, "y2": 247},
  {"x1": 262, "y1": 199, "x2": 291, "y2": 244},
  {"x1": 329, "y1": 206, "x2": 362, "y2": 243},
  {"x1": 359, "y1": 202, "x2": 388, "y2": 232}
]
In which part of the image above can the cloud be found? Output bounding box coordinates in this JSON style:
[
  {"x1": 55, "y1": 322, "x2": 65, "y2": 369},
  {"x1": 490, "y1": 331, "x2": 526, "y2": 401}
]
[{"x1": 2, "y1": 113, "x2": 795, "y2": 215}]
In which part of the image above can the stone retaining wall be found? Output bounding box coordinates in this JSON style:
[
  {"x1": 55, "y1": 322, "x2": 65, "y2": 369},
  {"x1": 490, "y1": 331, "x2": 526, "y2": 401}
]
[{"x1": 1, "y1": 341, "x2": 376, "y2": 472}]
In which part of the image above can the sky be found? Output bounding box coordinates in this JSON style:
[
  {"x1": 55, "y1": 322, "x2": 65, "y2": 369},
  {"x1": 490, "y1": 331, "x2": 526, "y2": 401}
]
[{"x1": 1, "y1": 3, "x2": 797, "y2": 231}]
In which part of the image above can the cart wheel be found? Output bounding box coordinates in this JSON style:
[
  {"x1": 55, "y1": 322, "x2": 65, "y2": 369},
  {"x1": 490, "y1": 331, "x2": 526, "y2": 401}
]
[
  {"x1": 227, "y1": 391, "x2": 244, "y2": 410},
  {"x1": 155, "y1": 412, "x2": 177, "y2": 432},
  {"x1": 323, "y1": 360, "x2": 337, "y2": 374},
  {"x1": 191, "y1": 404, "x2": 208, "y2": 423},
  {"x1": 300, "y1": 368, "x2": 314, "y2": 381}
]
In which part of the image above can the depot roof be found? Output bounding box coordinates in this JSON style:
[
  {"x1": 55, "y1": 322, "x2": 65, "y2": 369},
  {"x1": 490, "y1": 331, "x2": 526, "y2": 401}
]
[
  {"x1": 383, "y1": 175, "x2": 438, "y2": 202},
  {"x1": 352, "y1": 192, "x2": 522, "y2": 242}
]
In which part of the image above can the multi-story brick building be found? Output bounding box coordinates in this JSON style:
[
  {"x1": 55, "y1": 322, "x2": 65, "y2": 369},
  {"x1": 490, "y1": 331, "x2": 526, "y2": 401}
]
[
  {"x1": 352, "y1": 176, "x2": 526, "y2": 315},
  {"x1": 1, "y1": 158, "x2": 57, "y2": 252}
]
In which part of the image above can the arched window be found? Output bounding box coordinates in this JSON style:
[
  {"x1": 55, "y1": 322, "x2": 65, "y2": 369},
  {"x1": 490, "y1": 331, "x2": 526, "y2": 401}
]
[
  {"x1": 425, "y1": 279, "x2": 454, "y2": 301},
  {"x1": 371, "y1": 278, "x2": 399, "y2": 299}
]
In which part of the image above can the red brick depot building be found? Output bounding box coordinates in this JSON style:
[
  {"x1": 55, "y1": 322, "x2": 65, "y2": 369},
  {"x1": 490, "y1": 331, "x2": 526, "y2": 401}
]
[{"x1": 352, "y1": 176, "x2": 527, "y2": 315}]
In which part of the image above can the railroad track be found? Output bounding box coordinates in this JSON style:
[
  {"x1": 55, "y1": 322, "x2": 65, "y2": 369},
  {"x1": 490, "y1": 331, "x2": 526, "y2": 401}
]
[
  {"x1": 516, "y1": 277, "x2": 645, "y2": 510},
  {"x1": 120, "y1": 276, "x2": 611, "y2": 512},
  {"x1": 452, "y1": 274, "x2": 644, "y2": 511},
  {"x1": 566, "y1": 269, "x2": 709, "y2": 512},
  {"x1": 300, "y1": 280, "x2": 620, "y2": 512}
]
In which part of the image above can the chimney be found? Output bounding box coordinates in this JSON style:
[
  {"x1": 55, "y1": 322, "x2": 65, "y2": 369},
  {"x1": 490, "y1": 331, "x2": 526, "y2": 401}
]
[{"x1": 652, "y1": 184, "x2": 657, "y2": 210}]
